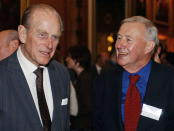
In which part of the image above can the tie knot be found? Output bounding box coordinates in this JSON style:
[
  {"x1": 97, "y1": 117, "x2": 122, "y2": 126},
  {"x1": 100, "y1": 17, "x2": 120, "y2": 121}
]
[
  {"x1": 34, "y1": 67, "x2": 43, "y2": 77},
  {"x1": 129, "y1": 75, "x2": 140, "y2": 85}
]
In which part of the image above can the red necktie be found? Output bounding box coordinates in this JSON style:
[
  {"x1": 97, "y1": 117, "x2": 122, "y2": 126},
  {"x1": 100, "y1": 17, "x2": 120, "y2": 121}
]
[{"x1": 124, "y1": 75, "x2": 141, "y2": 131}]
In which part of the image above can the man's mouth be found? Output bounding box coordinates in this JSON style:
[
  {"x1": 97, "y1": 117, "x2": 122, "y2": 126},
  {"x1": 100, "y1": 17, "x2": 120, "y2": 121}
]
[
  {"x1": 40, "y1": 51, "x2": 51, "y2": 57},
  {"x1": 118, "y1": 51, "x2": 128, "y2": 56}
]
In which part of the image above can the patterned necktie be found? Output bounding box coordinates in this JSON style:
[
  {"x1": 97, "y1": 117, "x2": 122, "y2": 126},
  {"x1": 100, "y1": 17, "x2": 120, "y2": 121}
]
[
  {"x1": 124, "y1": 75, "x2": 141, "y2": 131},
  {"x1": 34, "y1": 67, "x2": 51, "y2": 131}
]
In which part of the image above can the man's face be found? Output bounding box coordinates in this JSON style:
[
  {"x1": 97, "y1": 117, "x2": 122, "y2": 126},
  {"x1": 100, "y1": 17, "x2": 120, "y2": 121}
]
[
  {"x1": 19, "y1": 10, "x2": 61, "y2": 66},
  {"x1": 115, "y1": 22, "x2": 150, "y2": 70}
]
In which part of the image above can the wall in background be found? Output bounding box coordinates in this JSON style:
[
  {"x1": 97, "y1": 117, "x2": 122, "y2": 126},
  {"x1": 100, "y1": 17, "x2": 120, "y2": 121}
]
[{"x1": 0, "y1": 0, "x2": 20, "y2": 30}]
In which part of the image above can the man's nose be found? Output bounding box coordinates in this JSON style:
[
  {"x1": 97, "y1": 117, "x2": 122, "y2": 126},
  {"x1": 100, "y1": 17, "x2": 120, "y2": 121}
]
[{"x1": 47, "y1": 37, "x2": 53, "y2": 49}]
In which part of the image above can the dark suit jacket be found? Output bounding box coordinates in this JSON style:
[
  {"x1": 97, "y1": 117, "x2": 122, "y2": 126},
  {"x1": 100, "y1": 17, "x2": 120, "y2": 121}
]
[
  {"x1": 91, "y1": 65, "x2": 100, "y2": 80},
  {"x1": 93, "y1": 61, "x2": 174, "y2": 131},
  {"x1": 0, "y1": 52, "x2": 70, "y2": 131}
]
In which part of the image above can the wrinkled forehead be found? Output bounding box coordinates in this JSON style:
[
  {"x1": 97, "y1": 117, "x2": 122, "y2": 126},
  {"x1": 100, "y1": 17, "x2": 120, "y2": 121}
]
[
  {"x1": 29, "y1": 9, "x2": 61, "y2": 33},
  {"x1": 118, "y1": 22, "x2": 146, "y2": 37}
]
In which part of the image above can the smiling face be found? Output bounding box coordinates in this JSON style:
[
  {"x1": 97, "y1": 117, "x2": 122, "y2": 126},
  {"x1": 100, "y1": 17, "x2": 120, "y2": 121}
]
[
  {"x1": 18, "y1": 9, "x2": 61, "y2": 66},
  {"x1": 115, "y1": 22, "x2": 154, "y2": 72}
]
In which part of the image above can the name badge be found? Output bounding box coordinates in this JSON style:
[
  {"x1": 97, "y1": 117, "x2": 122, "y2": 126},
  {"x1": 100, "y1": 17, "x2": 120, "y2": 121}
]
[{"x1": 141, "y1": 104, "x2": 162, "y2": 121}]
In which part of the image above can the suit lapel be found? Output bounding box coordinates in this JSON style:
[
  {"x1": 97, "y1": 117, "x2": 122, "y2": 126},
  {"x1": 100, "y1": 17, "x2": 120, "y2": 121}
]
[
  {"x1": 116, "y1": 70, "x2": 124, "y2": 130},
  {"x1": 48, "y1": 62, "x2": 63, "y2": 130},
  {"x1": 138, "y1": 62, "x2": 163, "y2": 130},
  {"x1": 109, "y1": 69, "x2": 124, "y2": 130},
  {"x1": 7, "y1": 52, "x2": 41, "y2": 126}
]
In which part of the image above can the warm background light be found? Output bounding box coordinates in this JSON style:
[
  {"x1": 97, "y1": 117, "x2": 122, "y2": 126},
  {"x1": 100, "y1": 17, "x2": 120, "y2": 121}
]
[
  {"x1": 107, "y1": 35, "x2": 114, "y2": 43},
  {"x1": 108, "y1": 45, "x2": 112, "y2": 52}
]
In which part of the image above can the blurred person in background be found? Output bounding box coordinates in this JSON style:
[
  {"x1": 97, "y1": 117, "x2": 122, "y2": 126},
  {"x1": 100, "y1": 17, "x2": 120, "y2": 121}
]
[
  {"x1": 101, "y1": 45, "x2": 122, "y2": 74},
  {"x1": 153, "y1": 42, "x2": 174, "y2": 68},
  {"x1": 0, "y1": 29, "x2": 19, "y2": 60},
  {"x1": 66, "y1": 45, "x2": 93, "y2": 131},
  {"x1": 91, "y1": 51, "x2": 109, "y2": 79}
]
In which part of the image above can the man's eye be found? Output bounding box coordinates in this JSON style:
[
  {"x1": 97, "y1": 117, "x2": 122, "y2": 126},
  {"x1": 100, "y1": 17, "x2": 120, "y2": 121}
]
[
  {"x1": 52, "y1": 35, "x2": 58, "y2": 41},
  {"x1": 116, "y1": 36, "x2": 121, "y2": 40},
  {"x1": 117, "y1": 36, "x2": 121, "y2": 39},
  {"x1": 38, "y1": 33, "x2": 48, "y2": 39},
  {"x1": 127, "y1": 38, "x2": 132, "y2": 42}
]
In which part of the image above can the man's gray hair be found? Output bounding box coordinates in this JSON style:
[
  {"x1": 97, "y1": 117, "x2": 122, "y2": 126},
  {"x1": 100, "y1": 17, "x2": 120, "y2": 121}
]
[{"x1": 121, "y1": 16, "x2": 159, "y2": 46}]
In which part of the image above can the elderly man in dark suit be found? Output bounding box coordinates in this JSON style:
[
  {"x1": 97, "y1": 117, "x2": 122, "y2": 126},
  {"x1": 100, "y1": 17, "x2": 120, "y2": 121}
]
[
  {"x1": 93, "y1": 16, "x2": 174, "y2": 131},
  {"x1": 0, "y1": 4, "x2": 70, "y2": 131}
]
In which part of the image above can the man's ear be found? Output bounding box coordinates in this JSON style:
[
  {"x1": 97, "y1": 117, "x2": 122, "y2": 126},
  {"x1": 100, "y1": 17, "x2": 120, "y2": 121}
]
[
  {"x1": 18, "y1": 25, "x2": 27, "y2": 44},
  {"x1": 145, "y1": 41, "x2": 155, "y2": 54}
]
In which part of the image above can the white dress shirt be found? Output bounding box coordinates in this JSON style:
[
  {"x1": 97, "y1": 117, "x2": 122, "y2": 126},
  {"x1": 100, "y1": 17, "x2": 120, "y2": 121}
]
[
  {"x1": 96, "y1": 64, "x2": 102, "y2": 75},
  {"x1": 17, "y1": 46, "x2": 53, "y2": 123}
]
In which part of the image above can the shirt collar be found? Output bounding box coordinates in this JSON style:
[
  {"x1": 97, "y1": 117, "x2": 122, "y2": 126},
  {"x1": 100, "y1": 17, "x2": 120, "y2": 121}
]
[
  {"x1": 124, "y1": 60, "x2": 152, "y2": 80},
  {"x1": 17, "y1": 45, "x2": 38, "y2": 74}
]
